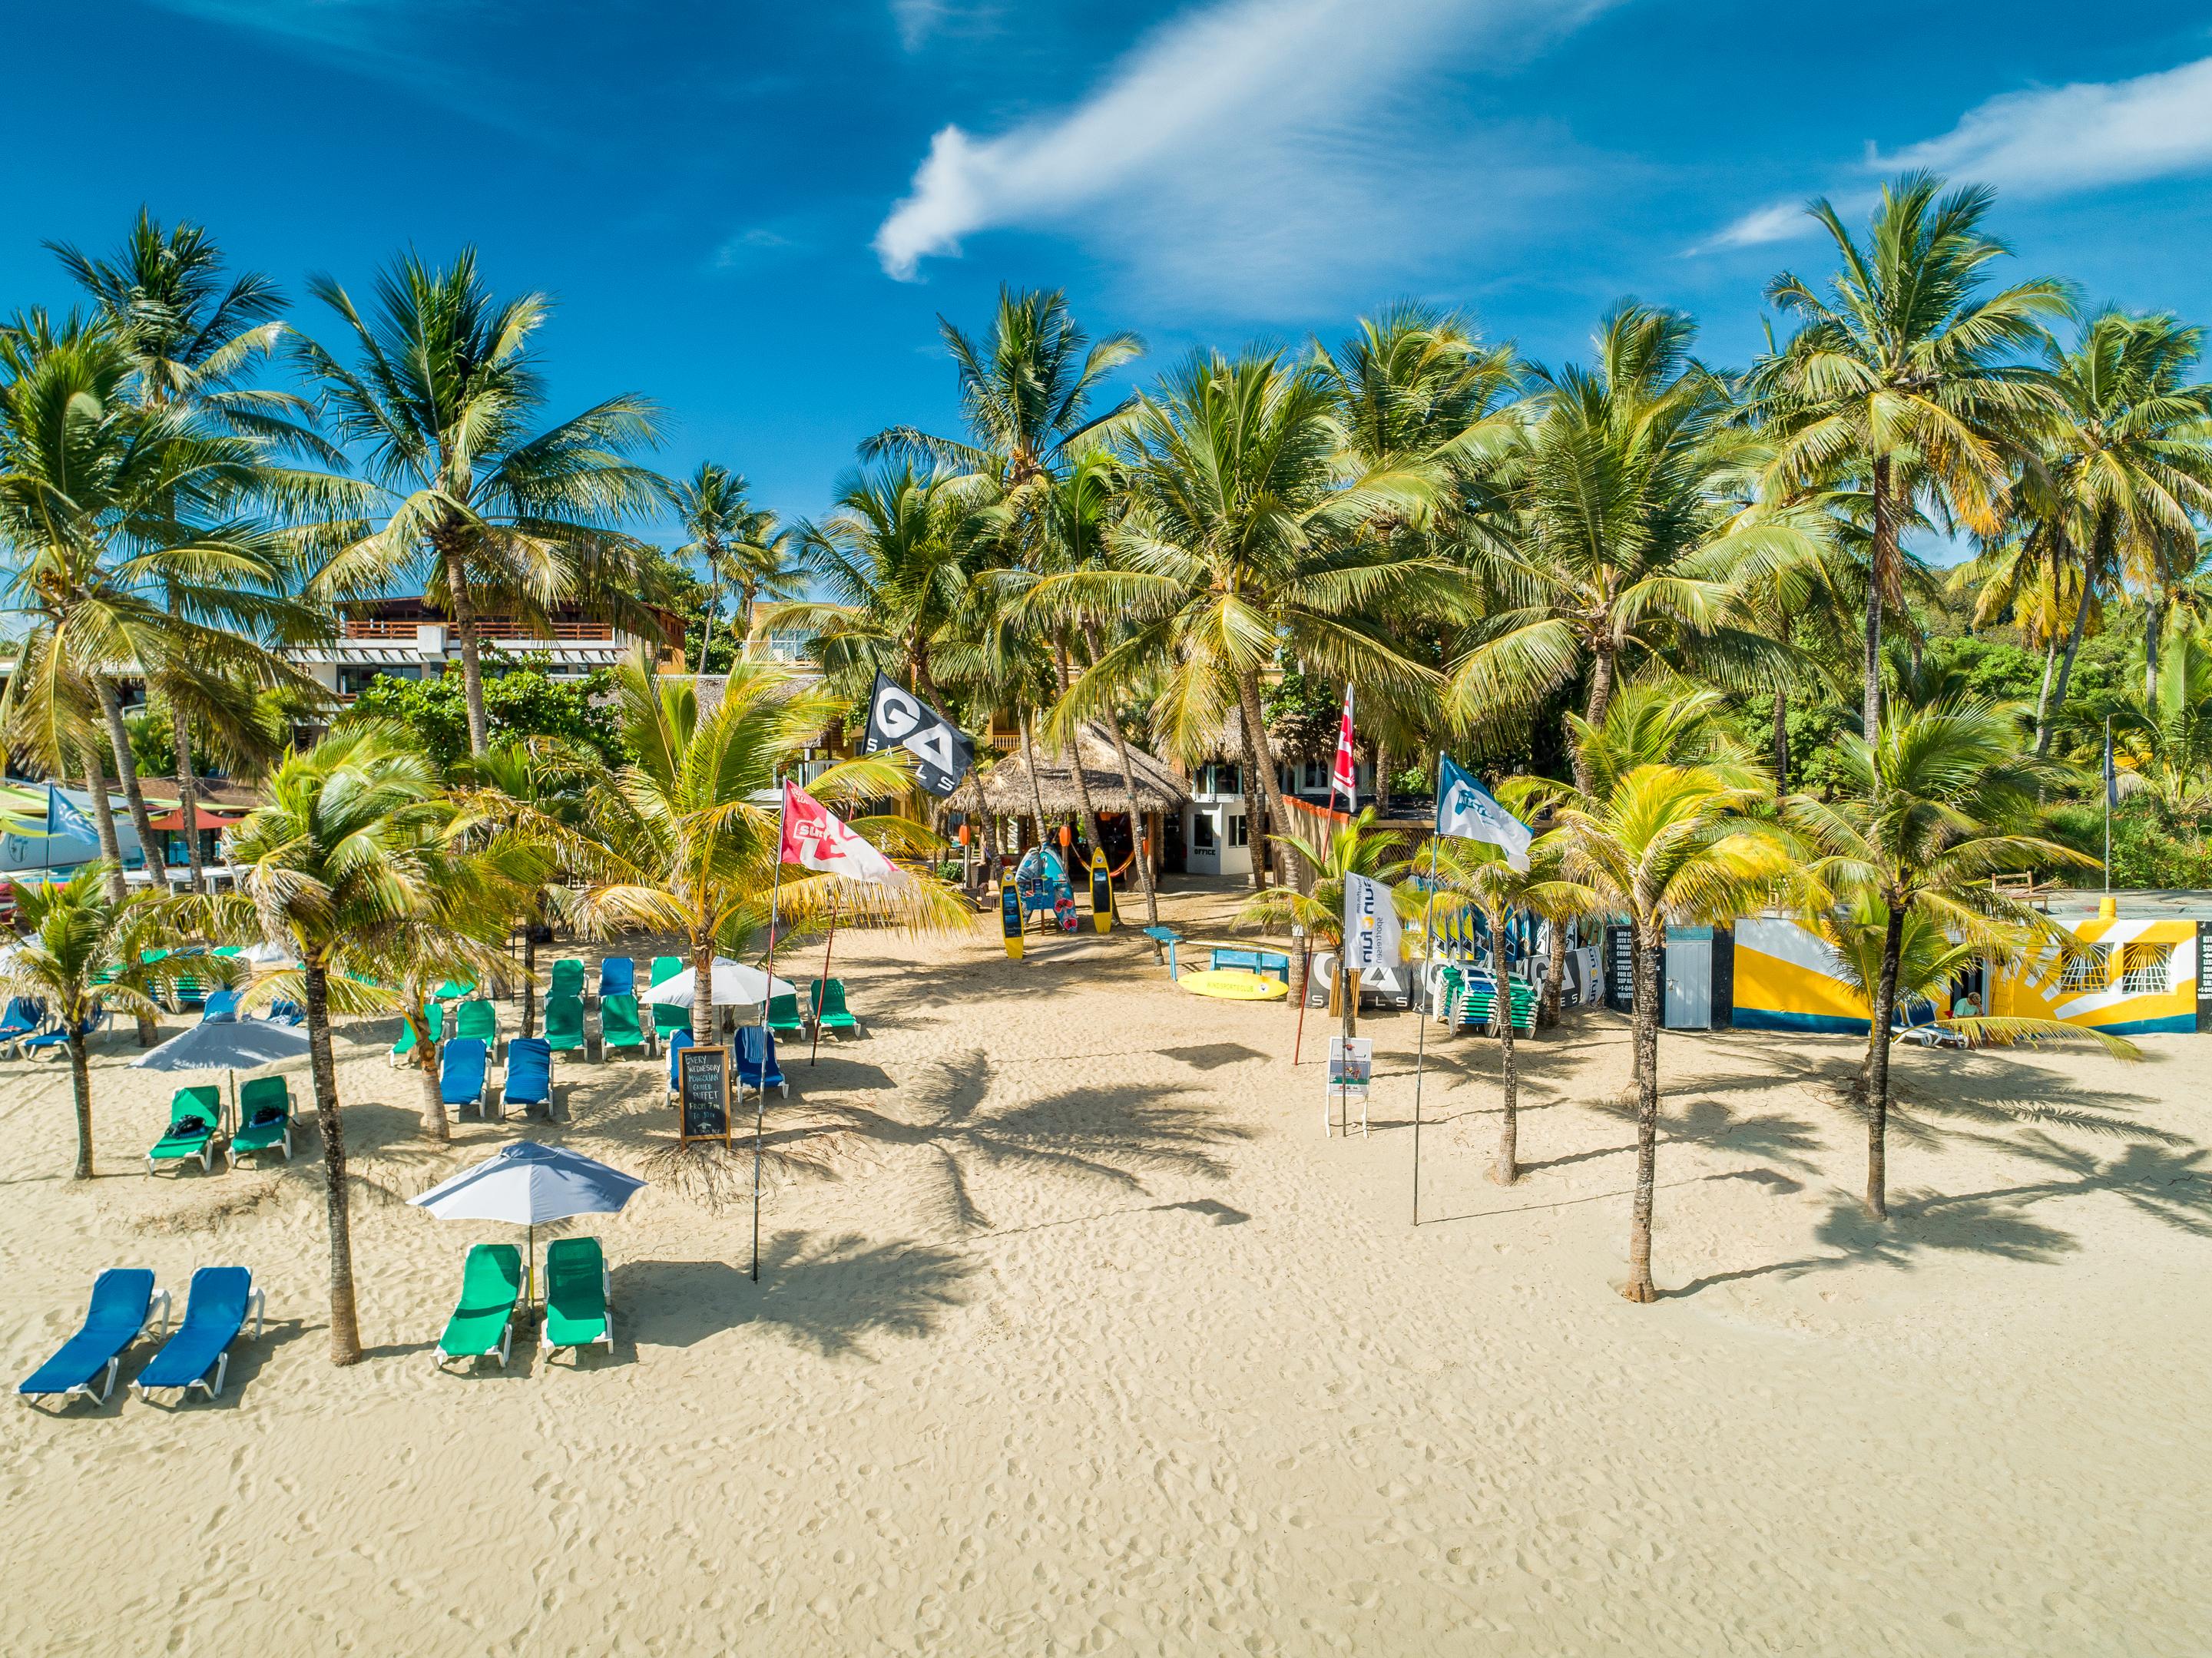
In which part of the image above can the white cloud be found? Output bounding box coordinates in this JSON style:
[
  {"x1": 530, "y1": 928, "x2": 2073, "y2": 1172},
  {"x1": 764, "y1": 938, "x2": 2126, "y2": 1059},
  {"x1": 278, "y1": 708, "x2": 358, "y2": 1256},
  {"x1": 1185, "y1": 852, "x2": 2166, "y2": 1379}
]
[
  {"x1": 872, "y1": 0, "x2": 1618, "y2": 301},
  {"x1": 1881, "y1": 55, "x2": 2212, "y2": 194},
  {"x1": 890, "y1": 0, "x2": 945, "y2": 50},
  {"x1": 1704, "y1": 55, "x2": 2212, "y2": 253}
]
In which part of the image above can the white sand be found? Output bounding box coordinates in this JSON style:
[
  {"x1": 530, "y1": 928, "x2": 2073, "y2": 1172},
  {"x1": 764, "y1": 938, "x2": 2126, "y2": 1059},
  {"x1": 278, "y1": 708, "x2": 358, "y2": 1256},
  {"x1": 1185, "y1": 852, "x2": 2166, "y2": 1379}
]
[{"x1": 3, "y1": 879, "x2": 2209, "y2": 1654}]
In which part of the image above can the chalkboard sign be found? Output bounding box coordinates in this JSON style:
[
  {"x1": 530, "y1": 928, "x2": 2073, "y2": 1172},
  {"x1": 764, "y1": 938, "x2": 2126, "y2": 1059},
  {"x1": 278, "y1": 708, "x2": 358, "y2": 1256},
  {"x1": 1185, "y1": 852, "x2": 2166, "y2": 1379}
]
[{"x1": 677, "y1": 1045, "x2": 731, "y2": 1145}]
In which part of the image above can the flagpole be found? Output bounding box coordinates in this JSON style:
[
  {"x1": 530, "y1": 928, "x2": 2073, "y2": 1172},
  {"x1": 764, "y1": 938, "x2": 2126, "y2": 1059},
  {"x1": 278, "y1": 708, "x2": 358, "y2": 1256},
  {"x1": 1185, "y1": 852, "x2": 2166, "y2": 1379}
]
[
  {"x1": 753, "y1": 779, "x2": 790, "y2": 1285},
  {"x1": 1411, "y1": 757, "x2": 1441, "y2": 1226},
  {"x1": 2104, "y1": 715, "x2": 2112, "y2": 894},
  {"x1": 809, "y1": 893, "x2": 838, "y2": 1066}
]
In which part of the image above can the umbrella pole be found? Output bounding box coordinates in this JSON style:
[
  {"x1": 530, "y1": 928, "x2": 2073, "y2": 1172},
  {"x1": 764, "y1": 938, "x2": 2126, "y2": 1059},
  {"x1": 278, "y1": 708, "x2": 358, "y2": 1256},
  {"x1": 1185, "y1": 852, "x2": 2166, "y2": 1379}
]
[
  {"x1": 754, "y1": 783, "x2": 790, "y2": 1284},
  {"x1": 810, "y1": 896, "x2": 837, "y2": 1067}
]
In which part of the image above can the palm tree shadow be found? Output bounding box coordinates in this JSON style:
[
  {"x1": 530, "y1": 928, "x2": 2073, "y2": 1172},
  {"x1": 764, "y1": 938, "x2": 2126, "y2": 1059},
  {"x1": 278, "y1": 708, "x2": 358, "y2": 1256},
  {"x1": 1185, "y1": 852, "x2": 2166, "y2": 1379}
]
[
  {"x1": 614, "y1": 1233, "x2": 974, "y2": 1361},
  {"x1": 1676, "y1": 1189, "x2": 2081, "y2": 1296}
]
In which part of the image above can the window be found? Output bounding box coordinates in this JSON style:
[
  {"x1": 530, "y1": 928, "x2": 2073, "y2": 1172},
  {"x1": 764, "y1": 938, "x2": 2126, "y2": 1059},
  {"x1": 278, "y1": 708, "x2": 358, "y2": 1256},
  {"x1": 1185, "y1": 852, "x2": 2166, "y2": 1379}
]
[
  {"x1": 2059, "y1": 945, "x2": 2110, "y2": 991},
  {"x1": 1210, "y1": 763, "x2": 1240, "y2": 796},
  {"x1": 1228, "y1": 814, "x2": 1249, "y2": 847},
  {"x1": 1191, "y1": 812, "x2": 1217, "y2": 850},
  {"x1": 1301, "y1": 760, "x2": 1326, "y2": 791},
  {"x1": 2121, "y1": 942, "x2": 2170, "y2": 995}
]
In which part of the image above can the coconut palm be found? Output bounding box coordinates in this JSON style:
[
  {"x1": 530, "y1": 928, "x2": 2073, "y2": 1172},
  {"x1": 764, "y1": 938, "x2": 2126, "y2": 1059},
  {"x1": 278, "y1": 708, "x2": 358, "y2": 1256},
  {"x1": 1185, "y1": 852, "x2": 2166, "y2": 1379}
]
[
  {"x1": 293, "y1": 250, "x2": 665, "y2": 757},
  {"x1": 1786, "y1": 700, "x2": 2098, "y2": 1219},
  {"x1": 574, "y1": 654, "x2": 967, "y2": 1051},
  {"x1": 2114, "y1": 632, "x2": 2212, "y2": 814},
  {"x1": 1042, "y1": 348, "x2": 1459, "y2": 885},
  {"x1": 2016, "y1": 310, "x2": 2212, "y2": 754},
  {"x1": 0, "y1": 866, "x2": 181, "y2": 1178},
  {"x1": 51, "y1": 211, "x2": 340, "y2": 892},
  {"x1": 0, "y1": 319, "x2": 313, "y2": 895},
  {"x1": 663, "y1": 462, "x2": 806, "y2": 670},
  {"x1": 1753, "y1": 172, "x2": 2071, "y2": 738},
  {"x1": 1447, "y1": 303, "x2": 1806, "y2": 789},
  {"x1": 205, "y1": 723, "x2": 448, "y2": 1365},
  {"x1": 1419, "y1": 839, "x2": 1595, "y2": 1185},
  {"x1": 1545, "y1": 764, "x2": 1793, "y2": 1301},
  {"x1": 1238, "y1": 808, "x2": 1416, "y2": 1033}
]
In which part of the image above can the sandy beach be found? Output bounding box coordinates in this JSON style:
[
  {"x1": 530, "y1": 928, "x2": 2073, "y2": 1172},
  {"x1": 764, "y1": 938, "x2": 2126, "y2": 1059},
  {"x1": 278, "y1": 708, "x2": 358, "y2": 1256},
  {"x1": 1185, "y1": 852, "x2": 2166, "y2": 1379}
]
[{"x1": 3, "y1": 877, "x2": 2209, "y2": 1655}]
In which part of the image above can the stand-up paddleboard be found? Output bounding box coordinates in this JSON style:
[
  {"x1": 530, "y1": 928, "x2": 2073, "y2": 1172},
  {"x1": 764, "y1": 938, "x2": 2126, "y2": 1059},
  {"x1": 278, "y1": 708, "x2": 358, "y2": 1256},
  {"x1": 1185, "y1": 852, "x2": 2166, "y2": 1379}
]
[
  {"x1": 1000, "y1": 877, "x2": 1023, "y2": 960},
  {"x1": 1090, "y1": 847, "x2": 1114, "y2": 933},
  {"x1": 1180, "y1": 968, "x2": 1289, "y2": 1001}
]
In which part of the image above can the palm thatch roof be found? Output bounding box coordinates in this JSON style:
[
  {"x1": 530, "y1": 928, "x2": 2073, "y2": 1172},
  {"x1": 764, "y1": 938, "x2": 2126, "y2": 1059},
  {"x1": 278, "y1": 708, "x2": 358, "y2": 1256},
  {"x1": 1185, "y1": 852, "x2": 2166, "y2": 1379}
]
[{"x1": 955, "y1": 723, "x2": 1189, "y2": 816}]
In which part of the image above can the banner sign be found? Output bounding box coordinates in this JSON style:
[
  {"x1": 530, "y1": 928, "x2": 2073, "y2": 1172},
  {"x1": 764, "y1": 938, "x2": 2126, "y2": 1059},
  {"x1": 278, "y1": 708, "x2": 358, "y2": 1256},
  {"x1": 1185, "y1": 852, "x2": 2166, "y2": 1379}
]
[{"x1": 862, "y1": 673, "x2": 975, "y2": 798}]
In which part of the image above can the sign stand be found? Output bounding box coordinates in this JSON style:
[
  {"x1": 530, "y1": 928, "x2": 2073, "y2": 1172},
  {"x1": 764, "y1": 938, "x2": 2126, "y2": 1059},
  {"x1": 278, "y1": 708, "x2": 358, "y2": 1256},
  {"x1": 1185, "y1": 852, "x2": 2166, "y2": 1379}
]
[
  {"x1": 677, "y1": 1045, "x2": 733, "y2": 1147},
  {"x1": 1000, "y1": 874, "x2": 1023, "y2": 960}
]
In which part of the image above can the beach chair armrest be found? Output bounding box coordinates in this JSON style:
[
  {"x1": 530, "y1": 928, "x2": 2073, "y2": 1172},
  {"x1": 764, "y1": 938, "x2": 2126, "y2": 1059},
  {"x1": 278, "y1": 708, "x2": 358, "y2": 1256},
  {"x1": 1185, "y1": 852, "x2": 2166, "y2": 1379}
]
[
  {"x1": 150, "y1": 1289, "x2": 172, "y2": 1339},
  {"x1": 249, "y1": 1287, "x2": 266, "y2": 1340}
]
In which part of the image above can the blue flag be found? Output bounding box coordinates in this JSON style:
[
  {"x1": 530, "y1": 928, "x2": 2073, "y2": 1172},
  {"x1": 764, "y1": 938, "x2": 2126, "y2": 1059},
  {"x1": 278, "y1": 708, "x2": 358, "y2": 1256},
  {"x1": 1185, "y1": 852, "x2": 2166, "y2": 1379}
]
[
  {"x1": 47, "y1": 785, "x2": 97, "y2": 843},
  {"x1": 1436, "y1": 755, "x2": 1532, "y2": 872},
  {"x1": 2103, "y1": 723, "x2": 2118, "y2": 810}
]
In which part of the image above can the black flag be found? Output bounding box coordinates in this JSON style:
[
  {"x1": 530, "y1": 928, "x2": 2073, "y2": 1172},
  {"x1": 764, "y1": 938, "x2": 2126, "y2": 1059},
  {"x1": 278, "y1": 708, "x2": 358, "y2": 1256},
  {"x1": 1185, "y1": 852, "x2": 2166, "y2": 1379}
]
[{"x1": 861, "y1": 673, "x2": 975, "y2": 797}]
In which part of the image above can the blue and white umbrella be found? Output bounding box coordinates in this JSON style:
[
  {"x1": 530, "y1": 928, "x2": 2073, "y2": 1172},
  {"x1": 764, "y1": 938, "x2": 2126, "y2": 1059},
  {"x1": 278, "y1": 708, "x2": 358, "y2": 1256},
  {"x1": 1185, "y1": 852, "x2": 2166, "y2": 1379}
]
[
  {"x1": 410, "y1": 1141, "x2": 646, "y2": 1301},
  {"x1": 132, "y1": 1010, "x2": 312, "y2": 1130}
]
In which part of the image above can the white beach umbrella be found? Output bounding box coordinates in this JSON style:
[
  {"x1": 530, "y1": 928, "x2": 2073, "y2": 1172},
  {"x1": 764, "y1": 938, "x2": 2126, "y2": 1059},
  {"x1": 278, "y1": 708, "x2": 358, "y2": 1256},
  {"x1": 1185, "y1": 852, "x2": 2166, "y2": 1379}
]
[
  {"x1": 237, "y1": 941, "x2": 296, "y2": 967},
  {"x1": 641, "y1": 958, "x2": 796, "y2": 1008},
  {"x1": 410, "y1": 1140, "x2": 647, "y2": 1301},
  {"x1": 132, "y1": 1011, "x2": 312, "y2": 1129}
]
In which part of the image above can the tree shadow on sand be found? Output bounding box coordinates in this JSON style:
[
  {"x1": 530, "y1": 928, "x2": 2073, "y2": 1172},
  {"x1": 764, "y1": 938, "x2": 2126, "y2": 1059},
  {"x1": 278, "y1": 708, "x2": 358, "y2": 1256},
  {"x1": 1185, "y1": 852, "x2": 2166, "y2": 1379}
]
[{"x1": 613, "y1": 1231, "x2": 974, "y2": 1361}]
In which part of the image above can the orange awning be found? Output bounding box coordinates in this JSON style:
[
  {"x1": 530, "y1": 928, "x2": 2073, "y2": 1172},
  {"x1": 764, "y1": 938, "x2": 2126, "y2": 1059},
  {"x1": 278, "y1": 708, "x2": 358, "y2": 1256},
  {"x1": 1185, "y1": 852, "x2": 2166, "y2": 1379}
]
[{"x1": 148, "y1": 806, "x2": 247, "y2": 832}]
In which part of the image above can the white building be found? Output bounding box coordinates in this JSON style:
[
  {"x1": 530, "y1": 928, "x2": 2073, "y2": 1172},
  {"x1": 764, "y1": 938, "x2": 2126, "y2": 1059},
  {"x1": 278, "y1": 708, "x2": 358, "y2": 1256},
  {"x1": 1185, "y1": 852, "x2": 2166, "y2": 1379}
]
[
  {"x1": 290, "y1": 596, "x2": 690, "y2": 704},
  {"x1": 1181, "y1": 753, "x2": 1374, "y2": 878}
]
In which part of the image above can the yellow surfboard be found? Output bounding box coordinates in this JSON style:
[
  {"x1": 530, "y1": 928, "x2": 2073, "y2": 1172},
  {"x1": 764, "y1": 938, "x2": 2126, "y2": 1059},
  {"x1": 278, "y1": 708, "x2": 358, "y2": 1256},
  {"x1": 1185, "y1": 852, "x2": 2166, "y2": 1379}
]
[{"x1": 1178, "y1": 968, "x2": 1289, "y2": 1001}]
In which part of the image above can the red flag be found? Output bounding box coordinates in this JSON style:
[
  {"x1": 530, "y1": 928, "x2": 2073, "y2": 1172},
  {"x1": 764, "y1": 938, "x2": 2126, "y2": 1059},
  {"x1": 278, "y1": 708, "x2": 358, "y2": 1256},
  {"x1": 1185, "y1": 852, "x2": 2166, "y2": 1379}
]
[
  {"x1": 779, "y1": 782, "x2": 897, "y2": 882},
  {"x1": 1330, "y1": 686, "x2": 1357, "y2": 808}
]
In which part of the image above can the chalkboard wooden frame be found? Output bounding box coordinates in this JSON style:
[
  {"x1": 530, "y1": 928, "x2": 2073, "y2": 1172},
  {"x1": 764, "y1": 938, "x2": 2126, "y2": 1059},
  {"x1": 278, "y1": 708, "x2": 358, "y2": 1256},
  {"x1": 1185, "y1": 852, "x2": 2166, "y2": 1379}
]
[{"x1": 677, "y1": 1044, "x2": 732, "y2": 1146}]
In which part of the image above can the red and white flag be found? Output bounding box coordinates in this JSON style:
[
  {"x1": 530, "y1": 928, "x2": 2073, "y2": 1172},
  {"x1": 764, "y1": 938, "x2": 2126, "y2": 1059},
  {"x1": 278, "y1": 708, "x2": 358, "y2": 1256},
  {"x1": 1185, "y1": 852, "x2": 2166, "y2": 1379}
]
[
  {"x1": 1330, "y1": 686, "x2": 1358, "y2": 808},
  {"x1": 779, "y1": 782, "x2": 898, "y2": 883}
]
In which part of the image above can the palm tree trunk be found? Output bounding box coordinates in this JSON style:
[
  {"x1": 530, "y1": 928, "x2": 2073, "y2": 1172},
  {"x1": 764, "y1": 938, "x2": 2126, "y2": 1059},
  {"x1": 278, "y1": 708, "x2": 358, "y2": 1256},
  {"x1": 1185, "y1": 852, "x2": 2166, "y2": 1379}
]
[
  {"x1": 1234, "y1": 671, "x2": 1300, "y2": 889},
  {"x1": 303, "y1": 961, "x2": 363, "y2": 1365},
  {"x1": 1862, "y1": 902, "x2": 1906, "y2": 1220},
  {"x1": 1545, "y1": 647, "x2": 1611, "y2": 1034},
  {"x1": 691, "y1": 938, "x2": 717, "y2": 1051},
  {"x1": 1865, "y1": 455, "x2": 1893, "y2": 739},
  {"x1": 414, "y1": 1023, "x2": 448, "y2": 1140},
  {"x1": 1623, "y1": 918, "x2": 1662, "y2": 1303},
  {"x1": 519, "y1": 911, "x2": 539, "y2": 1041},
  {"x1": 1104, "y1": 715, "x2": 1161, "y2": 928},
  {"x1": 78, "y1": 746, "x2": 128, "y2": 903},
  {"x1": 68, "y1": 1031, "x2": 94, "y2": 1180},
  {"x1": 442, "y1": 548, "x2": 491, "y2": 760},
  {"x1": 1771, "y1": 689, "x2": 1790, "y2": 795},
  {"x1": 1581, "y1": 645, "x2": 1618, "y2": 769},
  {"x1": 2033, "y1": 635, "x2": 2059, "y2": 750},
  {"x1": 1235, "y1": 720, "x2": 1269, "y2": 892},
  {"x1": 2145, "y1": 595, "x2": 2165, "y2": 704},
  {"x1": 171, "y1": 702, "x2": 207, "y2": 894},
  {"x1": 94, "y1": 677, "x2": 168, "y2": 888},
  {"x1": 1489, "y1": 902, "x2": 1518, "y2": 1185},
  {"x1": 974, "y1": 794, "x2": 1002, "y2": 888},
  {"x1": 2037, "y1": 577, "x2": 2094, "y2": 760}
]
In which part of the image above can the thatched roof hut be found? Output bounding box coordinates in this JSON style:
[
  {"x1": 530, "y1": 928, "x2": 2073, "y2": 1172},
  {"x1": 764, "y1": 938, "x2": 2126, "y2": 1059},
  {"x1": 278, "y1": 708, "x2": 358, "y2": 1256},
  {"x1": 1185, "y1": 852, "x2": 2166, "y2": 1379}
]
[{"x1": 955, "y1": 723, "x2": 1189, "y2": 818}]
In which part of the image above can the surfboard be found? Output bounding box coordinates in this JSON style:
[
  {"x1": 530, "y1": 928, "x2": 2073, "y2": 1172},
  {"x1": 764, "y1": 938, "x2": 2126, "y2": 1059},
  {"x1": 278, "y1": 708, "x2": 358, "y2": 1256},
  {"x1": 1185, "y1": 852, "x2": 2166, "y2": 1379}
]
[
  {"x1": 1090, "y1": 848, "x2": 1113, "y2": 933},
  {"x1": 1000, "y1": 878, "x2": 1023, "y2": 960},
  {"x1": 1178, "y1": 968, "x2": 1290, "y2": 1001}
]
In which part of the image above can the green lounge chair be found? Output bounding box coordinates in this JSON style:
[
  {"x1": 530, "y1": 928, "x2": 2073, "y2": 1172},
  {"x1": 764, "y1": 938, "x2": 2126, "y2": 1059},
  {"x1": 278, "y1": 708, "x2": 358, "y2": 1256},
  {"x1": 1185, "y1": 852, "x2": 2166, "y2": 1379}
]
[
  {"x1": 432, "y1": 978, "x2": 477, "y2": 1001},
  {"x1": 651, "y1": 998, "x2": 689, "y2": 1041},
  {"x1": 540, "y1": 1237, "x2": 612, "y2": 1362},
  {"x1": 544, "y1": 994, "x2": 586, "y2": 1058},
  {"x1": 548, "y1": 959, "x2": 585, "y2": 1004},
  {"x1": 435, "y1": 1243, "x2": 523, "y2": 1372},
  {"x1": 599, "y1": 993, "x2": 650, "y2": 1060},
  {"x1": 453, "y1": 998, "x2": 500, "y2": 1057},
  {"x1": 810, "y1": 978, "x2": 860, "y2": 1039},
  {"x1": 766, "y1": 992, "x2": 806, "y2": 1038},
  {"x1": 227, "y1": 1077, "x2": 293, "y2": 1167},
  {"x1": 389, "y1": 1001, "x2": 444, "y2": 1067},
  {"x1": 147, "y1": 1086, "x2": 221, "y2": 1176},
  {"x1": 649, "y1": 955, "x2": 684, "y2": 987}
]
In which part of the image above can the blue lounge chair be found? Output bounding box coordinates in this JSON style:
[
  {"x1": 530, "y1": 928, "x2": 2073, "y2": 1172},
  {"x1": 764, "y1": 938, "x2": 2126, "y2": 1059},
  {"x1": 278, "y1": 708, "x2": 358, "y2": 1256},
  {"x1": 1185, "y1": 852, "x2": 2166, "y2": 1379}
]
[
  {"x1": 17, "y1": 1269, "x2": 171, "y2": 1407},
  {"x1": 441, "y1": 1037, "x2": 489, "y2": 1117},
  {"x1": 597, "y1": 956, "x2": 634, "y2": 1002},
  {"x1": 133, "y1": 1266, "x2": 263, "y2": 1403},
  {"x1": 664, "y1": 1027, "x2": 694, "y2": 1102},
  {"x1": 21, "y1": 1008, "x2": 108, "y2": 1061},
  {"x1": 0, "y1": 996, "x2": 47, "y2": 1057},
  {"x1": 503, "y1": 1037, "x2": 552, "y2": 1117},
  {"x1": 736, "y1": 1024, "x2": 787, "y2": 1100}
]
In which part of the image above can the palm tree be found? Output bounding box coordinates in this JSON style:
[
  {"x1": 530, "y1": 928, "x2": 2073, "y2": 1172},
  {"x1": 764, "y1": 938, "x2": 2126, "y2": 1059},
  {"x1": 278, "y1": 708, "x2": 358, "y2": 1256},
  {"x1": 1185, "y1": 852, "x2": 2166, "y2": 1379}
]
[
  {"x1": 1044, "y1": 349, "x2": 1459, "y2": 886},
  {"x1": 51, "y1": 211, "x2": 338, "y2": 893},
  {"x1": 210, "y1": 723, "x2": 448, "y2": 1364},
  {"x1": 1545, "y1": 764, "x2": 1792, "y2": 1301},
  {"x1": 1786, "y1": 700, "x2": 2098, "y2": 1218},
  {"x1": 2114, "y1": 632, "x2": 2212, "y2": 815},
  {"x1": 293, "y1": 250, "x2": 665, "y2": 757},
  {"x1": 1448, "y1": 303, "x2": 1806, "y2": 790},
  {"x1": 1753, "y1": 171, "x2": 2071, "y2": 739},
  {"x1": 0, "y1": 867, "x2": 180, "y2": 1178},
  {"x1": 663, "y1": 462, "x2": 806, "y2": 670},
  {"x1": 575, "y1": 654, "x2": 967, "y2": 1051},
  {"x1": 2018, "y1": 310, "x2": 2212, "y2": 754},
  {"x1": 1420, "y1": 839, "x2": 1594, "y2": 1184},
  {"x1": 1238, "y1": 808, "x2": 1416, "y2": 1033},
  {"x1": 0, "y1": 319, "x2": 311, "y2": 895}
]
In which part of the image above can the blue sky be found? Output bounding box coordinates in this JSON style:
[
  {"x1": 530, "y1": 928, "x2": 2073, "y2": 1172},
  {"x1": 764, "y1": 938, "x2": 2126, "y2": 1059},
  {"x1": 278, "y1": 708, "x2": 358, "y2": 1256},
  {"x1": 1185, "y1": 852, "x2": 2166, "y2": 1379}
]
[{"x1": 8, "y1": 0, "x2": 2212, "y2": 544}]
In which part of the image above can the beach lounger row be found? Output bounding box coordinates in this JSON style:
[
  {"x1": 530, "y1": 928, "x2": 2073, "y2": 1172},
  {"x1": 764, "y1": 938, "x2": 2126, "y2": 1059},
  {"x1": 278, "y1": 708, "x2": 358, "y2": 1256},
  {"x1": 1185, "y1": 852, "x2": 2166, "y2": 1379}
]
[
  {"x1": 763, "y1": 978, "x2": 862, "y2": 1042},
  {"x1": 664, "y1": 1026, "x2": 789, "y2": 1099},
  {"x1": 541, "y1": 993, "x2": 655, "y2": 1061},
  {"x1": 390, "y1": 997, "x2": 505, "y2": 1065},
  {"x1": 2, "y1": 996, "x2": 114, "y2": 1061},
  {"x1": 435, "y1": 1239, "x2": 612, "y2": 1372},
  {"x1": 545, "y1": 955, "x2": 648, "y2": 1004},
  {"x1": 17, "y1": 1266, "x2": 263, "y2": 1408},
  {"x1": 147, "y1": 1078, "x2": 296, "y2": 1176},
  {"x1": 437, "y1": 1036, "x2": 561, "y2": 1119}
]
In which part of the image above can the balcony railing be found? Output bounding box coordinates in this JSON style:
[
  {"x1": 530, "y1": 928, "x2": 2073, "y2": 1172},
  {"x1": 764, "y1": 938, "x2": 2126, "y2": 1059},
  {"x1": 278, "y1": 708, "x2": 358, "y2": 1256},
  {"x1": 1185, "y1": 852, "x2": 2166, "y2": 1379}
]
[{"x1": 340, "y1": 617, "x2": 618, "y2": 643}]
